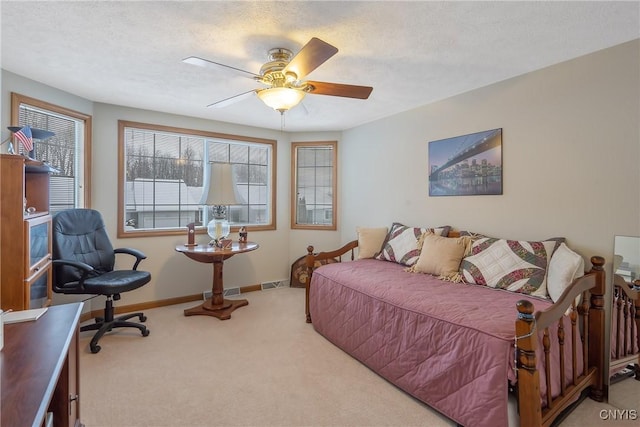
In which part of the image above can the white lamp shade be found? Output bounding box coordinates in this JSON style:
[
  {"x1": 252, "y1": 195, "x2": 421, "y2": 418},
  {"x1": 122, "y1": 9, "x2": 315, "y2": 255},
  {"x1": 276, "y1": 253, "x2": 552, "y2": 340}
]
[
  {"x1": 257, "y1": 87, "x2": 306, "y2": 112},
  {"x1": 200, "y1": 163, "x2": 239, "y2": 206}
]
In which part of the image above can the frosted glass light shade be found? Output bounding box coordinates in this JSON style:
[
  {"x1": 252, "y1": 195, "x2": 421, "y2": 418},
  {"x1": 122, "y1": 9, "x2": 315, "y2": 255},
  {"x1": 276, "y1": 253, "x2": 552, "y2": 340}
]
[{"x1": 257, "y1": 87, "x2": 305, "y2": 112}]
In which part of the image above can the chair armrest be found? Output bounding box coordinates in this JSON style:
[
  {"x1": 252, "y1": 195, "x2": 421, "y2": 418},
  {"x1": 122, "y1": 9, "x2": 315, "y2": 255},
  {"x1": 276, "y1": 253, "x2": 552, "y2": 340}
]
[
  {"x1": 52, "y1": 259, "x2": 95, "y2": 291},
  {"x1": 114, "y1": 247, "x2": 147, "y2": 270},
  {"x1": 52, "y1": 258, "x2": 94, "y2": 273}
]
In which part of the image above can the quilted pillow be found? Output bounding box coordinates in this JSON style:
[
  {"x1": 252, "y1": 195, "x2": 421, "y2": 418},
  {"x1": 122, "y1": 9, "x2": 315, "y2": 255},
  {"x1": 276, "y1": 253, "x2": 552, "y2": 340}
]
[
  {"x1": 460, "y1": 237, "x2": 564, "y2": 297},
  {"x1": 375, "y1": 222, "x2": 450, "y2": 266},
  {"x1": 356, "y1": 227, "x2": 388, "y2": 259}
]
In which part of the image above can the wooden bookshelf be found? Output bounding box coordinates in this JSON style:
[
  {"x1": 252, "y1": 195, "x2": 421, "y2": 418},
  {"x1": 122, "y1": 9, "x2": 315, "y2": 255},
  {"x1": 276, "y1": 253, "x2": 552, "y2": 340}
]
[{"x1": 0, "y1": 154, "x2": 53, "y2": 311}]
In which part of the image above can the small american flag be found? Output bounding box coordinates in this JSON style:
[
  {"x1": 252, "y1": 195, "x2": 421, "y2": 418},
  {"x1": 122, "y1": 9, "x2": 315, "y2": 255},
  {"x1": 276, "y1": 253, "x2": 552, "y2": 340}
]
[{"x1": 13, "y1": 126, "x2": 33, "y2": 152}]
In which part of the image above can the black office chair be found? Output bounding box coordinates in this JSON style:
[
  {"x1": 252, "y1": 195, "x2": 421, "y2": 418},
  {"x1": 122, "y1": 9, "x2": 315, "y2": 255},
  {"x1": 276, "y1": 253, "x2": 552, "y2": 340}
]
[{"x1": 52, "y1": 208, "x2": 151, "y2": 353}]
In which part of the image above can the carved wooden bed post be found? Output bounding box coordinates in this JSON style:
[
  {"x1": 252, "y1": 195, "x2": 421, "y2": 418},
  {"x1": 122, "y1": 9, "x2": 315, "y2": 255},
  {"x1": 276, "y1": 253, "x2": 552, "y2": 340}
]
[
  {"x1": 304, "y1": 241, "x2": 359, "y2": 324},
  {"x1": 588, "y1": 256, "x2": 606, "y2": 401},
  {"x1": 516, "y1": 299, "x2": 542, "y2": 427},
  {"x1": 305, "y1": 245, "x2": 315, "y2": 323}
]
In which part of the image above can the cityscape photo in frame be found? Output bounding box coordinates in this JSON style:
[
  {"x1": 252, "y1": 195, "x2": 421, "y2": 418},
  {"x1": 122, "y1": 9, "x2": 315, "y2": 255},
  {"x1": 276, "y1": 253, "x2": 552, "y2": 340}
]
[{"x1": 428, "y1": 128, "x2": 502, "y2": 196}]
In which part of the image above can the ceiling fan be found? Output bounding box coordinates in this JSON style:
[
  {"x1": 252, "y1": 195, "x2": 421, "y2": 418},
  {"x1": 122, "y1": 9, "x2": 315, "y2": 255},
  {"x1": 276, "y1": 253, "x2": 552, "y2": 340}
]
[{"x1": 183, "y1": 37, "x2": 373, "y2": 114}]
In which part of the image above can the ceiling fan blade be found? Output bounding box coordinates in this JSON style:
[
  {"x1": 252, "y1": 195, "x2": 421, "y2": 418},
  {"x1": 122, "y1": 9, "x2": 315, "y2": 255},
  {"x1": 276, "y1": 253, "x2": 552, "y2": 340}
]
[
  {"x1": 207, "y1": 90, "x2": 258, "y2": 108},
  {"x1": 283, "y1": 38, "x2": 338, "y2": 80},
  {"x1": 306, "y1": 81, "x2": 373, "y2": 99},
  {"x1": 183, "y1": 56, "x2": 261, "y2": 79}
]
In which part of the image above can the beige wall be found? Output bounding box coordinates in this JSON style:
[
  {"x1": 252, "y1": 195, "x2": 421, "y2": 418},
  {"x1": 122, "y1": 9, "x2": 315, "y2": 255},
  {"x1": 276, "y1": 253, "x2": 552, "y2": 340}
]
[{"x1": 340, "y1": 40, "x2": 640, "y2": 271}]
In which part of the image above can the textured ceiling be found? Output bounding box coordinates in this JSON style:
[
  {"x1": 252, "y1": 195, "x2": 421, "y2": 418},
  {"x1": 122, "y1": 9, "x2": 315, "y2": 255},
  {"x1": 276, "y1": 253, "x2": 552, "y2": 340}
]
[{"x1": 1, "y1": 1, "x2": 638, "y2": 132}]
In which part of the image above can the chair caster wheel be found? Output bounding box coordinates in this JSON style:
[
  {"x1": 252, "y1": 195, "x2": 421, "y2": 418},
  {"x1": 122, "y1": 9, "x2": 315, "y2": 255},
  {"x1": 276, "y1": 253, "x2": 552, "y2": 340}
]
[
  {"x1": 90, "y1": 345, "x2": 101, "y2": 354},
  {"x1": 142, "y1": 329, "x2": 150, "y2": 337},
  {"x1": 140, "y1": 315, "x2": 147, "y2": 322}
]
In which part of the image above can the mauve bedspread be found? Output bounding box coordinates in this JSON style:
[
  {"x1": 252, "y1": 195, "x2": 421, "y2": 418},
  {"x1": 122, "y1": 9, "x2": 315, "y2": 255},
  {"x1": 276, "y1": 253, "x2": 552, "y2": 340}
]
[{"x1": 309, "y1": 259, "x2": 582, "y2": 427}]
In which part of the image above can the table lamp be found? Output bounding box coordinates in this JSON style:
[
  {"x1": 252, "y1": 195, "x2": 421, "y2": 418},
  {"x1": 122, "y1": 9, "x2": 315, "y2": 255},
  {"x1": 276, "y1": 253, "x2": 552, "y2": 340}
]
[{"x1": 200, "y1": 163, "x2": 238, "y2": 246}]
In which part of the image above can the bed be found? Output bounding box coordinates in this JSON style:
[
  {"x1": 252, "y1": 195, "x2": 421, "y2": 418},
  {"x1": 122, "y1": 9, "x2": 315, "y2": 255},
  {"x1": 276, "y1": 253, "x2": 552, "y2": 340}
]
[
  {"x1": 303, "y1": 237, "x2": 606, "y2": 427},
  {"x1": 610, "y1": 274, "x2": 640, "y2": 380}
]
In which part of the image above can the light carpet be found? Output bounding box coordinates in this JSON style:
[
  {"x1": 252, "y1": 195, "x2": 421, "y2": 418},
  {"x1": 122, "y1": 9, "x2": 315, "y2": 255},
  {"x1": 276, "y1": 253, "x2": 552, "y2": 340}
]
[{"x1": 79, "y1": 287, "x2": 626, "y2": 427}]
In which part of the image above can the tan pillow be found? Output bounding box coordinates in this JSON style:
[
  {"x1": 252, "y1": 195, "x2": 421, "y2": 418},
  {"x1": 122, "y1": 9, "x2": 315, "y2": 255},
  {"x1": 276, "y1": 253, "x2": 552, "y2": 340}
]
[
  {"x1": 412, "y1": 232, "x2": 471, "y2": 276},
  {"x1": 357, "y1": 227, "x2": 388, "y2": 259}
]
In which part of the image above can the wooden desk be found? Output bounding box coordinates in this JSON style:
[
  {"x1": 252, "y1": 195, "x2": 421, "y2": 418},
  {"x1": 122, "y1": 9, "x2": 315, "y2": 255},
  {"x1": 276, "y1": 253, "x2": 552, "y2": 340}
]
[
  {"x1": 1, "y1": 302, "x2": 83, "y2": 427},
  {"x1": 176, "y1": 242, "x2": 259, "y2": 320}
]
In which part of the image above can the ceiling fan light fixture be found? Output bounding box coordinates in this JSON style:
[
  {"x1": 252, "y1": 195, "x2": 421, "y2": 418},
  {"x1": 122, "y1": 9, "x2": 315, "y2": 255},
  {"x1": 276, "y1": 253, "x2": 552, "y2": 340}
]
[
  {"x1": 257, "y1": 87, "x2": 306, "y2": 113},
  {"x1": 185, "y1": 38, "x2": 372, "y2": 114}
]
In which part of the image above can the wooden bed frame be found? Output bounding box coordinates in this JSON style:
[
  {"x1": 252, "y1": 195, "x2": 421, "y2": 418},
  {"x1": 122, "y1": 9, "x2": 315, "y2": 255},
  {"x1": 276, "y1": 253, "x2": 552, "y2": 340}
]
[
  {"x1": 610, "y1": 274, "x2": 640, "y2": 380},
  {"x1": 304, "y1": 238, "x2": 607, "y2": 427}
]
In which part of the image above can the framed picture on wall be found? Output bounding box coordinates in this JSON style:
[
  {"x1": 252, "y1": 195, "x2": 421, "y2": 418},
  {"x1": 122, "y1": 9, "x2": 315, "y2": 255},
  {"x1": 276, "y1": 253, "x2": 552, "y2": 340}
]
[{"x1": 428, "y1": 128, "x2": 503, "y2": 196}]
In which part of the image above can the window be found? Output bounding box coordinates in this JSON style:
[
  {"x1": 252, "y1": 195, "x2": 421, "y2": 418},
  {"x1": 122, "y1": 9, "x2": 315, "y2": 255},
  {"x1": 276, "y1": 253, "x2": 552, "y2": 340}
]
[
  {"x1": 291, "y1": 141, "x2": 337, "y2": 230},
  {"x1": 118, "y1": 121, "x2": 276, "y2": 237},
  {"x1": 11, "y1": 93, "x2": 92, "y2": 212}
]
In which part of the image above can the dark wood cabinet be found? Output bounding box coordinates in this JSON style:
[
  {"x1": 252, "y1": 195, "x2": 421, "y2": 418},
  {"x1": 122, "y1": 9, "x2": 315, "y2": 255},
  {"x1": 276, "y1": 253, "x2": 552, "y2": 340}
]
[
  {"x1": 1, "y1": 302, "x2": 83, "y2": 427},
  {"x1": 1, "y1": 154, "x2": 54, "y2": 311}
]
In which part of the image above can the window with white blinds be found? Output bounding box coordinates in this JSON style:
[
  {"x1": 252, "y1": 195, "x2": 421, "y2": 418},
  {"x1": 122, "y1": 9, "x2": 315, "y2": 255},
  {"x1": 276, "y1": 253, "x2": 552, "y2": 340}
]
[
  {"x1": 291, "y1": 141, "x2": 337, "y2": 230},
  {"x1": 118, "y1": 120, "x2": 276, "y2": 237},
  {"x1": 12, "y1": 93, "x2": 91, "y2": 213}
]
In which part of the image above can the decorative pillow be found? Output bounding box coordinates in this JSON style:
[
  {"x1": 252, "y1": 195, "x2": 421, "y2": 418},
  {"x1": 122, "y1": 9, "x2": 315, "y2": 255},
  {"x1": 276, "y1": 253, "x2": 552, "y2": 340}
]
[
  {"x1": 375, "y1": 222, "x2": 450, "y2": 266},
  {"x1": 356, "y1": 227, "x2": 388, "y2": 259},
  {"x1": 409, "y1": 232, "x2": 472, "y2": 278},
  {"x1": 547, "y1": 243, "x2": 585, "y2": 303},
  {"x1": 460, "y1": 237, "x2": 564, "y2": 297}
]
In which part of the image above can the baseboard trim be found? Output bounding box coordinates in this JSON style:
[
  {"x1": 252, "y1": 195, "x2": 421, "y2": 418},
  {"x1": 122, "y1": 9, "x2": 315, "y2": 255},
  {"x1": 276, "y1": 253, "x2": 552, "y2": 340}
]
[
  {"x1": 241, "y1": 284, "x2": 263, "y2": 293},
  {"x1": 80, "y1": 285, "x2": 266, "y2": 323}
]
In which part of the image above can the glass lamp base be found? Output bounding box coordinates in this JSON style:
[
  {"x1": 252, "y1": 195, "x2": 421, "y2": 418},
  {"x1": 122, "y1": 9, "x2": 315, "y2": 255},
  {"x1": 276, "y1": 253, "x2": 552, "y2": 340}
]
[{"x1": 207, "y1": 218, "x2": 230, "y2": 247}]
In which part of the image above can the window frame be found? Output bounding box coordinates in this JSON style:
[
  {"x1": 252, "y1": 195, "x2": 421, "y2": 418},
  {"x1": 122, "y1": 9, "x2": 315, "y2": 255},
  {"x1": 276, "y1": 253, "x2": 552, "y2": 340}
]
[
  {"x1": 11, "y1": 92, "x2": 92, "y2": 210},
  {"x1": 290, "y1": 140, "x2": 337, "y2": 230},
  {"x1": 118, "y1": 120, "x2": 277, "y2": 238}
]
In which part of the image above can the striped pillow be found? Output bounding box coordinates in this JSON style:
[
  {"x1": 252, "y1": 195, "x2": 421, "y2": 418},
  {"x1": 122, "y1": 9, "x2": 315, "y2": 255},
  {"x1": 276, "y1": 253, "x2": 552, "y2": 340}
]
[{"x1": 375, "y1": 222, "x2": 450, "y2": 266}]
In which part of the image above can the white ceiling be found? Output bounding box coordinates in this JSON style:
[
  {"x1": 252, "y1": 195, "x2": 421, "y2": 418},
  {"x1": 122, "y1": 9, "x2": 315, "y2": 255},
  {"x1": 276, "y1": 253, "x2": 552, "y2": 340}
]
[{"x1": 1, "y1": 1, "x2": 638, "y2": 132}]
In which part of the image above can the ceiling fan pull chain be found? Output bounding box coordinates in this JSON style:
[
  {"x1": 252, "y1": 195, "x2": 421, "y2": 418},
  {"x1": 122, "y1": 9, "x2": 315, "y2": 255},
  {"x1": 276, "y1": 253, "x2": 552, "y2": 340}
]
[{"x1": 280, "y1": 111, "x2": 285, "y2": 131}]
